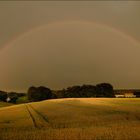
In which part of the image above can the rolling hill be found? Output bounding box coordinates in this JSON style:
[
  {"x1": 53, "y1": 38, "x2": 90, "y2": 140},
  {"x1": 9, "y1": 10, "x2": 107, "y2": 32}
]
[{"x1": 0, "y1": 98, "x2": 140, "y2": 140}]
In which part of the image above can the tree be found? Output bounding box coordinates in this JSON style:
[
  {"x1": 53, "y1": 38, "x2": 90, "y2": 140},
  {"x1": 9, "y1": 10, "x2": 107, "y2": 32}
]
[
  {"x1": 65, "y1": 86, "x2": 81, "y2": 98},
  {"x1": 56, "y1": 85, "x2": 97, "y2": 98},
  {"x1": 80, "y1": 85, "x2": 97, "y2": 97},
  {"x1": 51, "y1": 90, "x2": 57, "y2": 99},
  {"x1": 0, "y1": 91, "x2": 7, "y2": 102},
  {"x1": 96, "y1": 83, "x2": 115, "y2": 97},
  {"x1": 55, "y1": 89, "x2": 67, "y2": 98},
  {"x1": 28, "y1": 86, "x2": 52, "y2": 102},
  {"x1": 7, "y1": 92, "x2": 18, "y2": 103},
  {"x1": 28, "y1": 86, "x2": 37, "y2": 101}
]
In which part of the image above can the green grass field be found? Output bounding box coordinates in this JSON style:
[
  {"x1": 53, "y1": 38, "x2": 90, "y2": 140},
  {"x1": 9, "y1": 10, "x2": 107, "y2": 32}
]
[
  {"x1": 0, "y1": 98, "x2": 140, "y2": 140},
  {"x1": 0, "y1": 102, "x2": 13, "y2": 108}
]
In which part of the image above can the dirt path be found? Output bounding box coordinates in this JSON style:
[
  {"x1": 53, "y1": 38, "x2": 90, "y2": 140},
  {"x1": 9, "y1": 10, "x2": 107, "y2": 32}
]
[{"x1": 25, "y1": 104, "x2": 49, "y2": 128}]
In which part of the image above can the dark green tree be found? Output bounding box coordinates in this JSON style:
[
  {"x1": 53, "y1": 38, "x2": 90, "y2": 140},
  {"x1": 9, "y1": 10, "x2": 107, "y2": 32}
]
[
  {"x1": 28, "y1": 86, "x2": 52, "y2": 102},
  {"x1": 80, "y1": 85, "x2": 97, "y2": 97},
  {"x1": 96, "y1": 83, "x2": 114, "y2": 97},
  {"x1": 0, "y1": 91, "x2": 7, "y2": 102},
  {"x1": 7, "y1": 92, "x2": 18, "y2": 103},
  {"x1": 57, "y1": 85, "x2": 97, "y2": 98}
]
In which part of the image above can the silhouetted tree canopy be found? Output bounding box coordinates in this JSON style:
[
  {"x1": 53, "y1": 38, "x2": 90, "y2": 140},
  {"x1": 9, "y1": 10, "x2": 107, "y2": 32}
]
[
  {"x1": 28, "y1": 86, "x2": 53, "y2": 102},
  {"x1": 0, "y1": 83, "x2": 115, "y2": 103},
  {"x1": 55, "y1": 83, "x2": 114, "y2": 98},
  {"x1": 0, "y1": 91, "x2": 7, "y2": 102},
  {"x1": 7, "y1": 92, "x2": 18, "y2": 103},
  {"x1": 96, "y1": 83, "x2": 114, "y2": 97},
  {"x1": 57, "y1": 85, "x2": 97, "y2": 98}
]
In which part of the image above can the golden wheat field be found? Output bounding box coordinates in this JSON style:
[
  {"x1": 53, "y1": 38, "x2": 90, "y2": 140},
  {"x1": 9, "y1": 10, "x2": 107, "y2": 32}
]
[{"x1": 0, "y1": 98, "x2": 140, "y2": 140}]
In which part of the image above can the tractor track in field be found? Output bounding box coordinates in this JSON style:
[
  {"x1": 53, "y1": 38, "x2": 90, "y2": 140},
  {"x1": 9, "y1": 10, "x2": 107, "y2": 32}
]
[
  {"x1": 25, "y1": 105, "x2": 38, "y2": 128},
  {"x1": 25, "y1": 104, "x2": 49, "y2": 128},
  {"x1": 29, "y1": 104, "x2": 49, "y2": 123}
]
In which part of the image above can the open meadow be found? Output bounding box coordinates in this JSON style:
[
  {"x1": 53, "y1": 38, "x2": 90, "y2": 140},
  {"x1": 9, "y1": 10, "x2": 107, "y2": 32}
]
[{"x1": 0, "y1": 98, "x2": 140, "y2": 140}]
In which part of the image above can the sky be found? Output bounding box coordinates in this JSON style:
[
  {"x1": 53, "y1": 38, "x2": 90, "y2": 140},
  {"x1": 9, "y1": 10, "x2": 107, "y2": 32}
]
[{"x1": 0, "y1": 1, "x2": 140, "y2": 92}]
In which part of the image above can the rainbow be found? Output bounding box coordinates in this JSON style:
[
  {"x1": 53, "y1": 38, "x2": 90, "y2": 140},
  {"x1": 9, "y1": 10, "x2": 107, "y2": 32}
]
[{"x1": 1, "y1": 20, "x2": 140, "y2": 52}]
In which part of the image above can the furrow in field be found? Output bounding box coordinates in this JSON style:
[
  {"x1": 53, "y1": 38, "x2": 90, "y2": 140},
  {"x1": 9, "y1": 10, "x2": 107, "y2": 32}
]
[
  {"x1": 28, "y1": 104, "x2": 49, "y2": 123},
  {"x1": 25, "y1": 105, "x2": 38, "y2": 128},
  {"x1": 25, "y1": 104, "x2": 50, "y2": 129}
]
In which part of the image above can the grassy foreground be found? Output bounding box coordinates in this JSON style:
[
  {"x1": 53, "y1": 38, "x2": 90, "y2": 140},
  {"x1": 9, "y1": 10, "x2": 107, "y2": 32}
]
[
  {"x1": 0, "y1": 98, "x2": 140, "y2": 140},
  {"x1": 0, "y1": 102, "x2": 13, "y2": 108}
]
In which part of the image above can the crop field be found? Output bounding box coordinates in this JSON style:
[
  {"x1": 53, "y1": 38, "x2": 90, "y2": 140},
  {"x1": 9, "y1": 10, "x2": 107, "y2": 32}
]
[{"x1": 0, "y1": 98, "x2": 140, "y2": 140}]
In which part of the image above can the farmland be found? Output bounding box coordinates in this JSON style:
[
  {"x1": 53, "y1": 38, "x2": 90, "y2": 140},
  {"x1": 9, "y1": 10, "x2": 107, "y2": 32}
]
[
  {"x1": 0, "y1": 98, "x2": 140, "y2": 140},
  {"x1": 0, "y1": 102, "x2": 13, "y2": 108}
]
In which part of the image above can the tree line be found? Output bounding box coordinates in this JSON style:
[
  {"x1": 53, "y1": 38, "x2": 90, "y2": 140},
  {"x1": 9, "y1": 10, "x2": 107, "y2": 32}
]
[
  {"x1": 0, "y1": 83, "x2": 115, "y2": 103},
  {"x1": 0, "y1": 91, "x2": 26, "y2": 103},
  {"x1": 27, "y1": 83, "x2": 115, "y2": 102}
]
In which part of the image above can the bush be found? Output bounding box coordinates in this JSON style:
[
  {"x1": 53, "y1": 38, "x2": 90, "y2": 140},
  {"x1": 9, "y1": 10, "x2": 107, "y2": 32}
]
[{"x1": 16, "y1": 96, "x2": 29, "y2": 104}]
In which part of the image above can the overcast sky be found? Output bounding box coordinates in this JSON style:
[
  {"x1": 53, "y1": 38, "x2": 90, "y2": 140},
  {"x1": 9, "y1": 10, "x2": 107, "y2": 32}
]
[{"x1": 0, "y1": 1, "x2": 140, "y2": 92}]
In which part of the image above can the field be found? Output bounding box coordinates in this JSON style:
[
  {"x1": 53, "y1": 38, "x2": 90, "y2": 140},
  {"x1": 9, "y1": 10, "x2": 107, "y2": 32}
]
[
  {"x1": 0, "y1": 98, "x2": 140, "y2": 140},
  {"x1": 0, "y1": 102, "x2": 13, "y2": 108}
]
